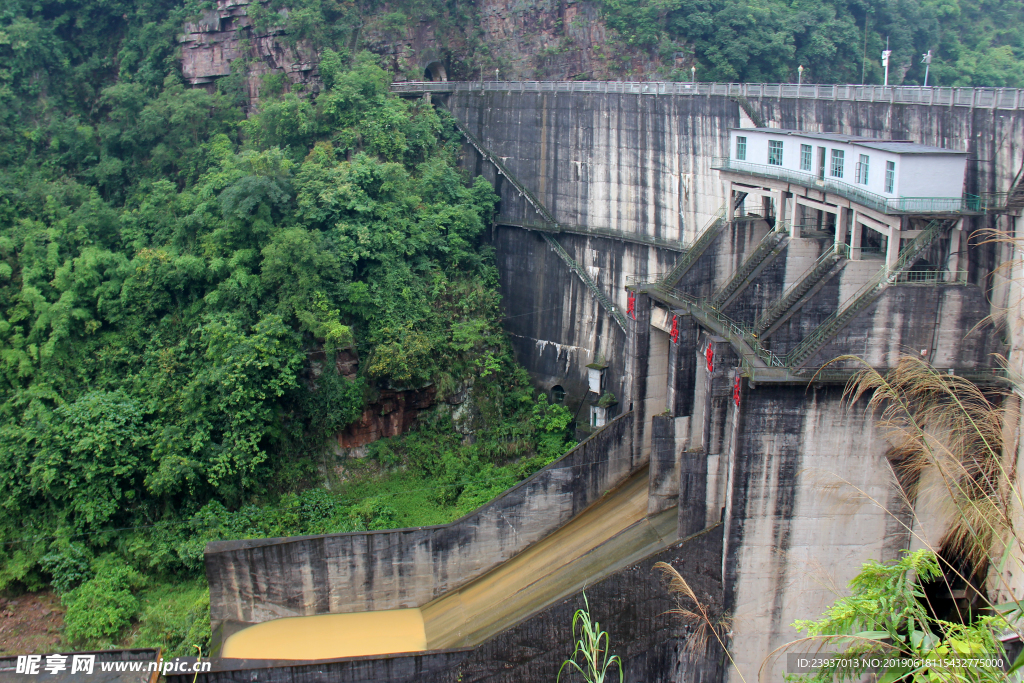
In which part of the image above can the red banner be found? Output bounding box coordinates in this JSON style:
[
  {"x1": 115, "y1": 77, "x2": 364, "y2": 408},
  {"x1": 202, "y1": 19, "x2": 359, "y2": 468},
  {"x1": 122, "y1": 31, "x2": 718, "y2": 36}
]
[
  {"x1": 733, "y1": 376, "x2": 742, "y2": 407},
  {"x1": 627, "y1": 292, "x2": 636, "y2": 320},
  {"x1": 669, "y1": 315, "x2": 679, "y2": 344},
  {"x1": 705, "y1": 345, "x2": 714, "y2": 373}
]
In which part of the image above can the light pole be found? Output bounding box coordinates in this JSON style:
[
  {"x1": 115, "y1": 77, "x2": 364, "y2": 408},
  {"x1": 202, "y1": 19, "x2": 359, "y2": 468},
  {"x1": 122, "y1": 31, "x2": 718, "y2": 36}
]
[
  {"x1": 691, "y1": 65, "x2": 696, "y2": 83},
  {"x1": 798, "y1": 64, "x2": 804, "y2": 85},
  {"x1": 922, "y1": 50, "x2": 932, "y2": 86},
  {"x1": 882, "y1": 37, "x2": 891, "y2": 86}
]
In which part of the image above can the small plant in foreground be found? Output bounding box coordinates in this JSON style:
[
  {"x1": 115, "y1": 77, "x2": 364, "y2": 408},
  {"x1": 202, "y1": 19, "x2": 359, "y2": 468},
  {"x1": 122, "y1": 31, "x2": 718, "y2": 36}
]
[
  {"x1": 655, "y1": 561, "x2": 743, "y2": 680},
  {"x1": 557, "y1": 592, "x2": 623, "y2": 683}
]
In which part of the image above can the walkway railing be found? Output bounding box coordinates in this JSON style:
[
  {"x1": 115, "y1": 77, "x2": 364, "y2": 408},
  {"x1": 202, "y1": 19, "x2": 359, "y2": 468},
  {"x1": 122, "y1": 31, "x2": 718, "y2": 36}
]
[
  {"x1": 893, "y1": 269, "x2": 968, "y2": 284},
  {"x1": 708, "y1": 227, "x2": 788, "y2": 308},
  {"x1": 712, "y1": 157, "x2": 1008, "y2": 214},
  {"x1": 392, "y1": 81, "x2": 1024, "y2": 111},
  {"x1": 658, "y1": 206, "x2": 728, "y2": 288},
  {"x1": 501, "y1": 219, "x2": 686, "y2": 252},
  {"x1": 438, "y1": 106, "x2": 628, "y2": 331},
  {"x1": 783, "y1": 217, "x2": 952, "y2": 368},
  {"x1": 753, "y1": 242, "x2": 846, "y2": 334},
  {"x1": 668, "y1": 292, "x2": 786, "y2": 369}
]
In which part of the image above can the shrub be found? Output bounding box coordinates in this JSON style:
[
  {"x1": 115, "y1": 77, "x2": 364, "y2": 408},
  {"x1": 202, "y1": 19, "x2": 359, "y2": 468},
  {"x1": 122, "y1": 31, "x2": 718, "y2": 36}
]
[
  {"x1": 131, "y1": 581, "x2": 211, "y2": 657},
  {"x1": 62, "y1": 558, "x2": 141, "y2": 645},
  {"x1": 39, "y1": 543, "x2": 93, "y2": 594}
]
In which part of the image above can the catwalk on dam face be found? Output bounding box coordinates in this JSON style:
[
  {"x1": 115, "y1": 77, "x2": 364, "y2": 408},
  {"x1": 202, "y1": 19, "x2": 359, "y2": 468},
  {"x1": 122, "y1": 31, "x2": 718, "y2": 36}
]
[{"x1": 217, "y1": 466, "x2": 677, "y2": 661}]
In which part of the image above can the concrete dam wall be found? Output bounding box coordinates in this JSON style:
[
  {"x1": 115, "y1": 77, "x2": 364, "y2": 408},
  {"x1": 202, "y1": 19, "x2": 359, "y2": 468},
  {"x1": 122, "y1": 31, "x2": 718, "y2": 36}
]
[
  {"x1": 195, "y1": 82, "x2": 1021, "y2": 683},
  {"x1": 440, "y1": 82, "x2": 1021, "y2": 416}
]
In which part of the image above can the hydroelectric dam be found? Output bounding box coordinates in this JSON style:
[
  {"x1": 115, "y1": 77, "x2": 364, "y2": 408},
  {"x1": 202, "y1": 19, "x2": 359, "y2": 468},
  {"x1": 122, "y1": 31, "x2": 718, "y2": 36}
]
[{"x1": 181, "y1": 81, "x2": 1024, "y2": 683}]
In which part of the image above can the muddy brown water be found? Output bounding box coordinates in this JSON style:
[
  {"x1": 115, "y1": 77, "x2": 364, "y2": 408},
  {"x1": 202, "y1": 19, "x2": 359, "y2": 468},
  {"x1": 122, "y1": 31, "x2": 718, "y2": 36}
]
[
  {"x1": 222, "y1": 608, "x2": 427, "y2": 660},
  {"x1": 222, "y1": 467, "x2": 676, "y2": 660}
]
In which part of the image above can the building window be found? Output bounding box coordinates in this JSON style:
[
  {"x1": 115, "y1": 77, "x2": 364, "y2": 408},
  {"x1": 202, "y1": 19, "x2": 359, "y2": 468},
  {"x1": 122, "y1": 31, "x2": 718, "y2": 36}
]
[
  {"x1": 856, "y1": 154, "x2": 870, "y2": 184},
  {"x1": 830, "y1": 149, "x2": 844, "y2": 178},
  {"x1": 736, "y1": 136, "x2": 747, "y2": 161},
  {"x1": 885, "y1": 160, "x2": 896, "y2": 193},
  {"x1": 768, "y1": 140, "x2": 783, "y2": 166},
  {"x1": 800, "y1": 144, "x2": 812, "y2": 171}
]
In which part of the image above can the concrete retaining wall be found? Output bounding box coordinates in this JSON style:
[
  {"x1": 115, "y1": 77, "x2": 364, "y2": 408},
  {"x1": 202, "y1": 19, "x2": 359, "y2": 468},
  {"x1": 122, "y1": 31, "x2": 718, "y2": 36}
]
[
  {"x1": 182, "y1": 525, "x2": 725, "y2": 683},
  {"x1": 205, "y1": 411, "x2": 636, "y2": 648}
]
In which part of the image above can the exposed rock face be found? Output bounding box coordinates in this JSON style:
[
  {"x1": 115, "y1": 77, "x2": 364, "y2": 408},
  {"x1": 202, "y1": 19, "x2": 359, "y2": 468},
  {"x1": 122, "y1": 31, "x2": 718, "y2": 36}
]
[
  {"x1": 305, "y1": 346, "x2": 437, "y2": 451},
  {"x1": 178, "y1": 0, "x2": 320, "y2": 107},
  {"x1": 307, "y1": 347, "x2": 359, "y2": 382},
  {"x1": 179, "y1": 0, "x2": 667, "y2": 106},
  {"x1": 360, "y1": 0, "x2": 657, "y2": 81},
  {"x1": 335, "y1": 384, "x2": 436, "y2": 450}
]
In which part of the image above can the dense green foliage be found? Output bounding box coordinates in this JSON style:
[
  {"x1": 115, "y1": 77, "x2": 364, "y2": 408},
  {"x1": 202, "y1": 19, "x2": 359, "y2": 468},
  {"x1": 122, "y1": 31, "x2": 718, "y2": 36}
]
[
  {"x1": 790, "y1": 550, "x2": 1011, "y2": 683},
  {"x1": 594, "y1": 0, "x2": 1024, "y2": 86},
  {"x1": 0, "y1": 0, "x2": 575, "y2": 654}
]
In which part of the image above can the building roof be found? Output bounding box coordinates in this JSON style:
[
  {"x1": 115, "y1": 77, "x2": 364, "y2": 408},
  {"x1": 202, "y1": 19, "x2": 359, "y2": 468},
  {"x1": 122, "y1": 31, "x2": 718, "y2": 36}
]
[{"x1": 731, "y1": 128, "x2": 966, "y2": 155}]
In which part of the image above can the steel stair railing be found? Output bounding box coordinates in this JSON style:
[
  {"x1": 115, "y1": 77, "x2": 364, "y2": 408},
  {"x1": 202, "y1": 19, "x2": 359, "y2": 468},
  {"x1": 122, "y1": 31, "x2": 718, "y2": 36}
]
[
  {"x1": 708, "y1": 228, "x2": 788, "y2": 309},
  {"x1": 782, "y1": 218, "x2": 952, "y2": 369},
  {"x1": 442, "y1": 108, "x2": 557, "y2": 225},
  {"x1": 540, "y1": 233, "x2": 628, "y2": 331},
  {"x1": 657, "y1": 200, "x2": 744, "y2": 289},
  {"x1": 753, "y1": 242, "x2": 846, "y2": 334},
  {"x1": 442, "y1": 107, "x2": 627, "y2": 331},
  {"x1": 660, "y1": 292, "x2": 786, "y2": 370}
]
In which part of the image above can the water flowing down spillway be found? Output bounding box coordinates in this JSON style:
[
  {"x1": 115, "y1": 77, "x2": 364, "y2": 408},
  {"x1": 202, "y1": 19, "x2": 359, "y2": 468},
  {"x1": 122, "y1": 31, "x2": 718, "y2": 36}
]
[{"x1": 220, "y1": 467, "x2": 677, "y2": 660}]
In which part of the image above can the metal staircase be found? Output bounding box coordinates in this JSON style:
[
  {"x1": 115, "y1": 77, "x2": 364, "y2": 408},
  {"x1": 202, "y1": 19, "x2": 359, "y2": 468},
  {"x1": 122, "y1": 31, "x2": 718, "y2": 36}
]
[
  {"x1": 442, "y1": 108, "x2": 557, "y2": 225},
  {"x1": 1006, "y1": 163, "x2": 1024, "y2": 211},
  {"x1": 708, "y1": 229, "x2": 788, "y2": 309},
  {"x1": 783, "y1": 218, "x2": 954, "y2": 369},
  {"x1": 441, "y1": 106, "x2": 627, "y2": 331},
  {"x1": 645, "y1": 217, "x2": 955, "y2": 378},
  {"x1": 659, "y1": 194, "x2": 747, "y2": 290},
  {"x1": 540, "y1": 233, "x2": 628, "y2": 330},
  {"x1": 754, "y1": 243, "x2": 846, "y2": 335}
]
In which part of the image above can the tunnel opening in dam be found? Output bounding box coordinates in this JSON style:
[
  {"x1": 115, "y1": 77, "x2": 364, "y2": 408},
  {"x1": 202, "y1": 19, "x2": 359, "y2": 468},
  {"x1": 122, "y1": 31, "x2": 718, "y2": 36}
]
[{"x1": 424, "y1": 61, "x2": 447, "y2": 82}]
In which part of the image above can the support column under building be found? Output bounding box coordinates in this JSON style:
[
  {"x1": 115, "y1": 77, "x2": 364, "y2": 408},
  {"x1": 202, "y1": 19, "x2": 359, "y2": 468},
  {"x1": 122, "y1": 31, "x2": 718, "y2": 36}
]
[
  {"x1": 850, "y1": 211, "x2": 862, "y2": 260},
  {"x1": 886, "y1": 224, "x2": 901, "y2": 270},
  {"x1": 790, "y1": 197, "x2": 801, "y2": 239},
  {"x1": 835, "y1": 206, "x2": 849, "y2": 250},
  {"x1": 946, "y1": 218, "x2": 964, "y2": 277}
]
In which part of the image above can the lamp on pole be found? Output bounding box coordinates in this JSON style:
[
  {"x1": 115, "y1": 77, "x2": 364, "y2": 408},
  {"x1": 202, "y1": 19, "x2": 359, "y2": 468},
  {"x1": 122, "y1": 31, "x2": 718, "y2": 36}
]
[
  {"x1": 798, "y1": 64, "x2": 804, "y2": 85},
  {"x1": 922, "y1": 49, "x2": 932, "y2": 86},
  {"x1": 691, "y1": 65, "x2": 696, "y2": 83},
  {"x1": 882, "y1": 37, "x2": 891, "y2": 87}
]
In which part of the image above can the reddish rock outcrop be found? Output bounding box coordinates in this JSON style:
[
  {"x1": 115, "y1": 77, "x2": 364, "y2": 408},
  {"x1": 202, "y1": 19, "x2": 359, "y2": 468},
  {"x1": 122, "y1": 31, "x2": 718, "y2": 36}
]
[
  {"x1": 335, "y1": 384, "x2": 437, "y2": 449},
  {"x1": 178, "y1": 0, "x2": 319, "y2": 107},
  {"x1": 306, "y1": 345, "x2": 437, "y2": 450}
]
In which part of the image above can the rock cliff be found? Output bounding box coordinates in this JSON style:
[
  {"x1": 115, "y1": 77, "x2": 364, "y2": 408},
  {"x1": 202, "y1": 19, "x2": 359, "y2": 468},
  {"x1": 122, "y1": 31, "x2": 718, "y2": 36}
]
[
  {"x1": 179, "y1": 0, "x2": 320, "y2": 107},
  {"x1": 179, "y1": 0, "x2": 665, "y2": 107}
]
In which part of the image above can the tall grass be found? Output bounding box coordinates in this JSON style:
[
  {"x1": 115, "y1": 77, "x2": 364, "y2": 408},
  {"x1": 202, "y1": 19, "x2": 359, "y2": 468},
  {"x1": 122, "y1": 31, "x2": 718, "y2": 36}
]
[{"x1": 557, "y1": 593, "x2": 623, "y2": 683}]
